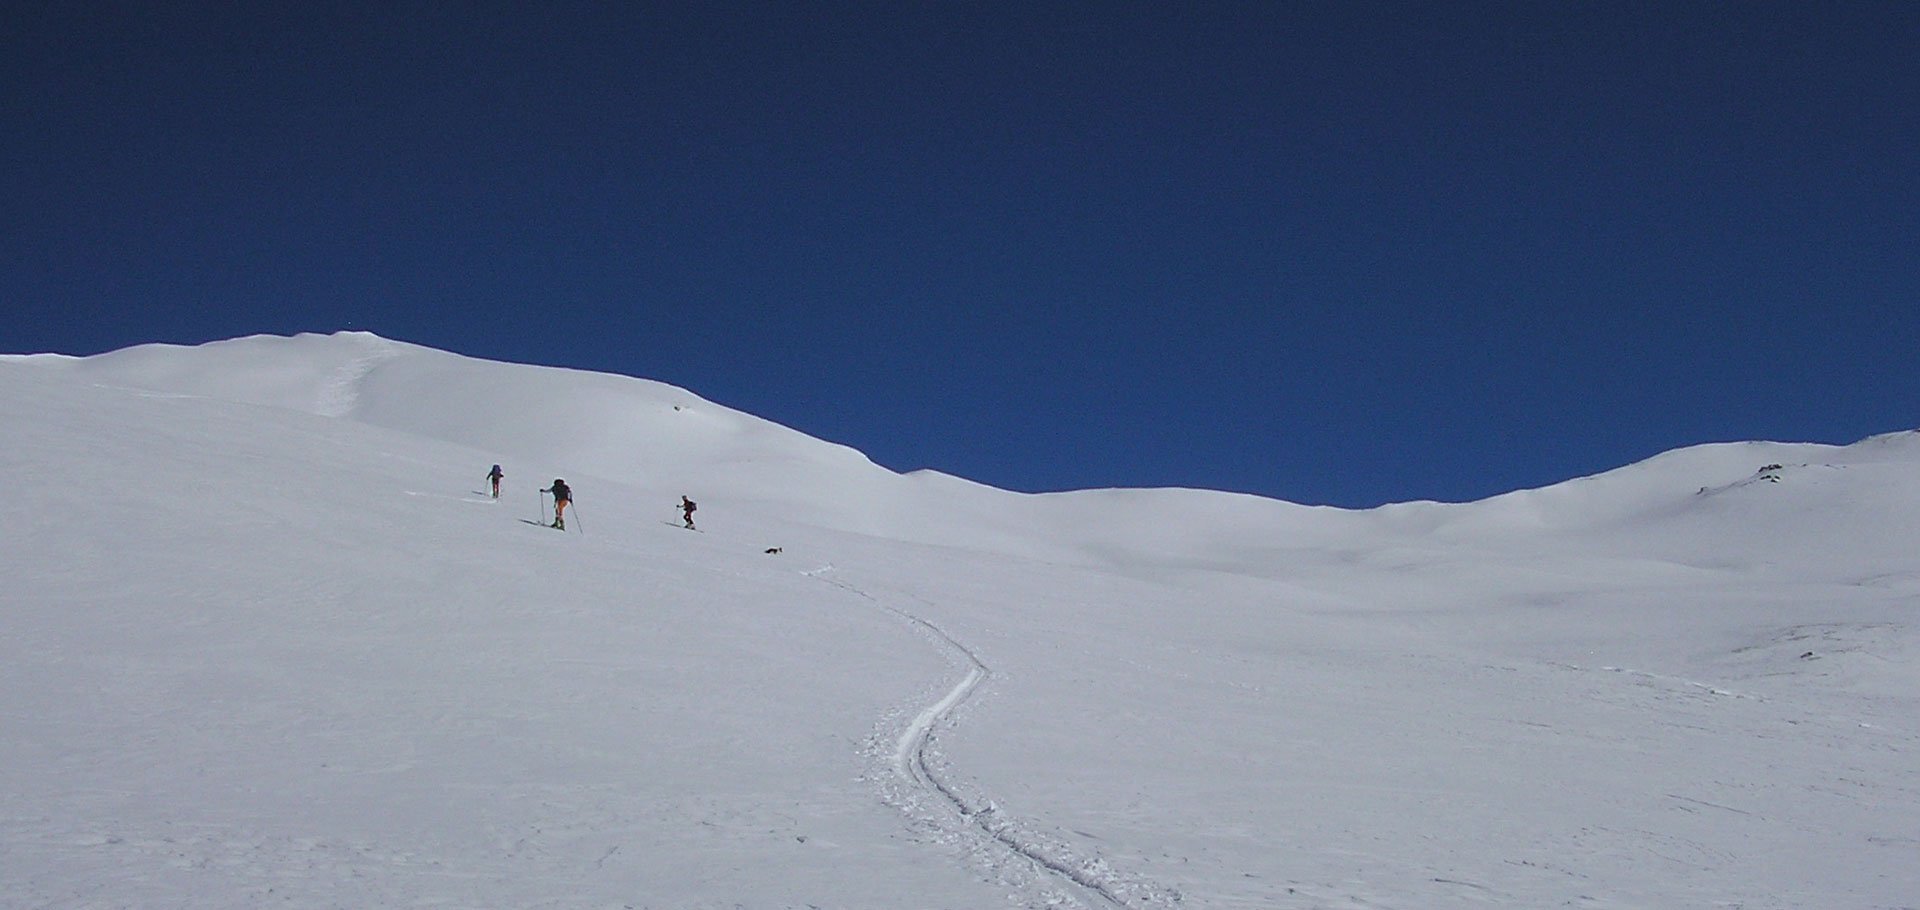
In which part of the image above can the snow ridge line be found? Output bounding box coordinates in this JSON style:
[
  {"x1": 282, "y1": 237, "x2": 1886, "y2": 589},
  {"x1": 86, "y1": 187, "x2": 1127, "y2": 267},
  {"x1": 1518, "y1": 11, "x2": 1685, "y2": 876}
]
[{"x1": 802, "y1": 565, "x2": 1158, "y2": 909}]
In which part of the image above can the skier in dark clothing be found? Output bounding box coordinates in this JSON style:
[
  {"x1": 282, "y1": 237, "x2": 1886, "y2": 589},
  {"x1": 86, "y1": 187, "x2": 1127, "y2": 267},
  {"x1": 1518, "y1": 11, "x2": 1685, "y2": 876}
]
[
  {"x1": 543, "y1": 479, "x2": 572, "y2": 529},
  {"x1": 680, "y1": 495, "x2": 697, "y2": 530},
  {"x1": 487, "y1": 464, "x2": 504, "y2": 498}
]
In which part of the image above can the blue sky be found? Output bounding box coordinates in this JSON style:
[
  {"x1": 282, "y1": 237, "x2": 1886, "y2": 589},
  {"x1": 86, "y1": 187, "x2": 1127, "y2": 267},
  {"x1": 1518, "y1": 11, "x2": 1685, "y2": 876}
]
[{"x1": 6, "y1": 2, "x2": 1917, "y2": 507}]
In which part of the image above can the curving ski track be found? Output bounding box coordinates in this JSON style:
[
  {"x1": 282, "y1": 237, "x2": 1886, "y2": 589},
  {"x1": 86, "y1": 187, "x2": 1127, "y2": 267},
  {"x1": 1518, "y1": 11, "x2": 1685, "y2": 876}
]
[{"x1": 804, "y1": 565, "x2": 1169, "y2": 909}]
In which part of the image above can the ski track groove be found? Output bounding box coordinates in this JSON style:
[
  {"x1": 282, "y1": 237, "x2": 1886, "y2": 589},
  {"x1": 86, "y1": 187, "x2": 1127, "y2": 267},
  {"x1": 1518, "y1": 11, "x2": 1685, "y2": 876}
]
[{"x1": 802, "y1": 565, "x2": 1159, "y2": 910}]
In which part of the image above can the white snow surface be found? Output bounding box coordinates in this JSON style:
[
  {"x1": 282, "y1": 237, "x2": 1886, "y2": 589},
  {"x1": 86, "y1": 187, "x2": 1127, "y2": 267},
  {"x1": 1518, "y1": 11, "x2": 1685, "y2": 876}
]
[{"x1": 3, "y1": 331, "x2": 1917, "y2": 909}]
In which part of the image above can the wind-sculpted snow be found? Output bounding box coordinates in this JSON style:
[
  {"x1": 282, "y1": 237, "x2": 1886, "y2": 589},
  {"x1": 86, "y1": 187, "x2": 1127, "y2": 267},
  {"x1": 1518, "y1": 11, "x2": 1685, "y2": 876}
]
[
  {"x1": 59, "y1": 330, "x2": 406, "y2": 416},
  {"x1": 4, "y1": 332, "x2": 1918, "y2": 909}
]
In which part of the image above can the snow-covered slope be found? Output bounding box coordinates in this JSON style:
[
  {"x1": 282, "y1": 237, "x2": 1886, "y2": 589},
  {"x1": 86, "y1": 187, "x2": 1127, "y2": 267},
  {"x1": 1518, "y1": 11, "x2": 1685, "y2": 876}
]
[{"x1": 4, "y1": 332, "x2": 1916, "y2": 909}]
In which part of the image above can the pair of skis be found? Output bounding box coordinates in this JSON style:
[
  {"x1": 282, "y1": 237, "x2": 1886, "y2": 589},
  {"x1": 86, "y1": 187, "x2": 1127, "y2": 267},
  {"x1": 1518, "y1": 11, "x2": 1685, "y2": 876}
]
[
  {"x1": 526, "y1": 490, "x2": 581, "y2": 534},
  {"x1": 518, "y1": 497, "x2": 702, "y2": 535}
]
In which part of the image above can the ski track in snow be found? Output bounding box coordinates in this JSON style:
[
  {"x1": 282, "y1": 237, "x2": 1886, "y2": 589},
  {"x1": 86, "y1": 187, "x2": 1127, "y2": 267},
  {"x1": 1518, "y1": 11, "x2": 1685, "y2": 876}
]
[
  {"x1": 403, "y1": 490, "x2": 500, "y2": 505},
  {"x1": 802, "y1": 564, "x2": 1173, "y2": 910}
]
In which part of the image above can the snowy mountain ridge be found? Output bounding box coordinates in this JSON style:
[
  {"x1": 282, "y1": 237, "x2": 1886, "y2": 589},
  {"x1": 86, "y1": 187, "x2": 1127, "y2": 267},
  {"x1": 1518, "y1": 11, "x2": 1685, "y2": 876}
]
[
  {"x1": 4, "y1": 331, "x2": 1917, "y2": 909},
  {"x1": 18, "y1": 330, "x2": 1917, "y2": 568}
]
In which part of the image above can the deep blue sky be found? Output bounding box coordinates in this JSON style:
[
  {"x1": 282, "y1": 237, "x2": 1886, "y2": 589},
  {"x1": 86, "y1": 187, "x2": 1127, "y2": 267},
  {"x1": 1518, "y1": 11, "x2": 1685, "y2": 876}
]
[{"x1": 6, "y1": 2, "x2": 1917, "y2": 507}]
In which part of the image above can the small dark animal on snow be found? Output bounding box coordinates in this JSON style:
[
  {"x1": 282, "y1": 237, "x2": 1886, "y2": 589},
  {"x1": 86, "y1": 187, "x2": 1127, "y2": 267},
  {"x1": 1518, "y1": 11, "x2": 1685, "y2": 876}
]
[{"x1": 764, "y1": 547, "x2": 782, "y2": 555}]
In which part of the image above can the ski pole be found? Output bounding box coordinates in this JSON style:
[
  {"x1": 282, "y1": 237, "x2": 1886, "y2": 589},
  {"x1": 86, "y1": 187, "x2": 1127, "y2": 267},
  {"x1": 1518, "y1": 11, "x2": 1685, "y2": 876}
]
[
  {"x1": 570, "y1": 502, "x2": 583, "y2": 535},
  {"x1": 538, "y1": 490, "x2": 548, "y2": 525}
]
